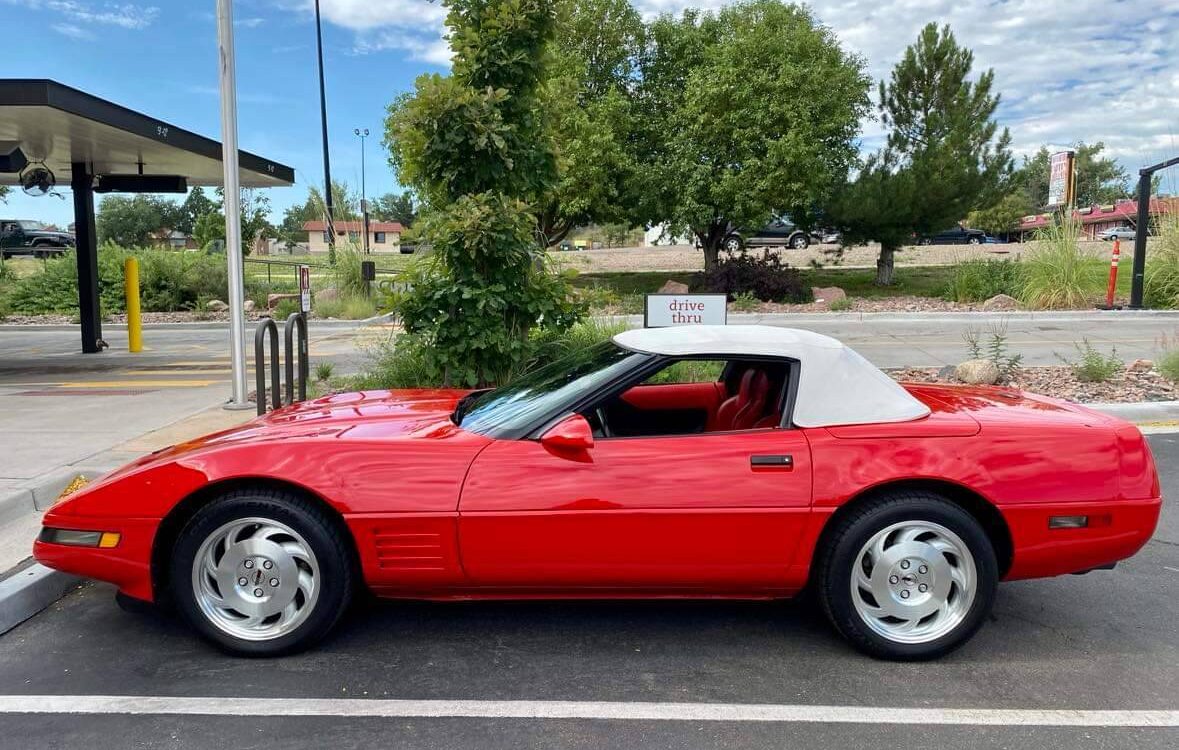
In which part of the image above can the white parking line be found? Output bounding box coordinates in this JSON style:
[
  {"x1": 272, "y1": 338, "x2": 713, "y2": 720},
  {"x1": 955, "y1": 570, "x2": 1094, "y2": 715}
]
[{"x1": 0, "y1": 696, "x2": 1175, "y2": 727}]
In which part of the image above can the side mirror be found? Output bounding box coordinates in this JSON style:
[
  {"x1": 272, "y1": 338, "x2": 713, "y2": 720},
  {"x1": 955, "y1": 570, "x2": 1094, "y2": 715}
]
[{"x1": 540, "y1": 414, "x2": 594, "y2": 452}]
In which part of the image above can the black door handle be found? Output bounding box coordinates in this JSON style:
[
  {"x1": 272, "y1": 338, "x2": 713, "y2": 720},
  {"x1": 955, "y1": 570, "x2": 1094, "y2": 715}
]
[{"x1": 751, "y1": 454, "x2": 793, "y2": 468}]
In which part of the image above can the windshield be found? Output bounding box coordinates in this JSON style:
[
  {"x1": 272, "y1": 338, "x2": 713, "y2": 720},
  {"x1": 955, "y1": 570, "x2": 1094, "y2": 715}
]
[
  {"x1": 17, "y1": 221, "x2": 44, "y2": 231},
  {"x1": 459, "y1": 341, "x2": 647, "y2": 437}
]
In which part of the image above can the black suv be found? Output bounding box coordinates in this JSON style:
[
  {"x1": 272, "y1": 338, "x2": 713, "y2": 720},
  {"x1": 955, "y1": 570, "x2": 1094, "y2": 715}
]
[
  {"x1": 0, "y1": 220, "x2": 74, "y2": 258},
  {"x1": 722, "y1": 218, "x2": 810, "y2": 252},
  {"x1": 917, "y1": 226, "x2": 985, "y2": 245}
]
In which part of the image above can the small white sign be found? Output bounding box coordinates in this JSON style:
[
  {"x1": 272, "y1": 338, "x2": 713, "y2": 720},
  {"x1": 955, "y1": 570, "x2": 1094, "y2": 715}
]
[
  {"x1": 644, "y1": 294, "x2": 728, "y2": 328},
  {"x1": 298, "y1": 265, "x2": 311, "y2": 313}
]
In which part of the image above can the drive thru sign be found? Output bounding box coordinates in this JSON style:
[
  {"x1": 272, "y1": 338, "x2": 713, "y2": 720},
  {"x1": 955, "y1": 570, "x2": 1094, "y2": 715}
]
[
  {"x1": 299, "y1": 265, "x2": 311, "y2": 313},
  {"x1": 644, "y1": 294, "x2": 727, "y2": 327}
]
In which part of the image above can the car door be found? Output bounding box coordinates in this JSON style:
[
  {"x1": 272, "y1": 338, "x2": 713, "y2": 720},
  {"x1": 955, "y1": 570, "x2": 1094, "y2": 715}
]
[{"x1": 457, "y1": 427, "x2": 813, "y2": 591}]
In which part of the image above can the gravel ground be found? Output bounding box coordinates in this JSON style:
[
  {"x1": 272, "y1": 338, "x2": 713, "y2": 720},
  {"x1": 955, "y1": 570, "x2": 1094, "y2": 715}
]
[{"x1": 891, "y1": 364, "x2": 1179, "y2": 404}]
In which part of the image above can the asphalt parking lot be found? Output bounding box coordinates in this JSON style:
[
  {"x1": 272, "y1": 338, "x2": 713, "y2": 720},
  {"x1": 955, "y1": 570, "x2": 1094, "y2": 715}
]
[{"x1": 0, "y1": 435, "x2": 1176, "y2": 749}]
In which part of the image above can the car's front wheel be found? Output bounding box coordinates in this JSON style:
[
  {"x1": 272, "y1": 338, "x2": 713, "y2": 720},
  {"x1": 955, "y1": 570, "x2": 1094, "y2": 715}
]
[
  {"x1": 170, "y1": 488, "x2": 355, "y2": 656},
  {"x1": 789, "y1": 233, "x2": 809, "y2": 250},
  {"x1": 815, "y1": 491, "x2": 997, "y2": 660},
  {"x1": 723, "y1": 235, "x2": 743, "y2": 253}
]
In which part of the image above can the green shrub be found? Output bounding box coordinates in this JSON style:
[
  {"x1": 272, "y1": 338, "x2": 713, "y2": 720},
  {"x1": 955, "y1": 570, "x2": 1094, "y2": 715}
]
[
  {"x1": 946, "y1": 258, "x2": 1023, "y2": 303},
  {"x1": 4, "y1": 249, "x2": 124, "y2": 314},
  {"x1": 730, "y1": 291, "x2": 760, "y2": 312},
  {"x1": 964, "y1": 323, "x2": 1022, "y2": 381},
  {"x1": 1059, "y1": 339, "x2": 1122, "y2": 382},
  {"x1": 575, "y1": 284, "x2": 621, "y2": 310},
  {"x1": 273, "y1": 298, "x2": 300, "y2": 320},
  {"x1": 829, "y1": 296, "x2": 853, "y2": 311},
  {"x1": 697, "y1": 250, "x2": 808, "y2": 303},
  {"x1": 1144, "y1": 213, "x2": 1179, "y2": 309},
  {"x1": 1158, "y1": 348, "x2": 1179, "y2": 382},
  {"x1": 315, "y1": 361, "x2": 335, "y2": 381},
  {"x1": 1019, "y1": 220, "x2": 1104, "y2": 309},
  {"x1": 353, "y1": 319, "x2": 629, "y2": 391},
  {"x1": 332, "y1": 244, "x2": 370, "y2": 298},
  {"x1": 315, "y1": 293, "x2": 377, "y2": 320}
]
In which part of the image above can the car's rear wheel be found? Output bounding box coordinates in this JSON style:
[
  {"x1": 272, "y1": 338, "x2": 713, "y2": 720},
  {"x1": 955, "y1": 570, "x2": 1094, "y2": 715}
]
[
  {"x1": 968, "y1": 236, "x2": 982, "y2": 245},
  {"x1": 723, "y1": 235, "x2": 743, "y2": 253},
  {"x1": 815, "y1": 491, "x2": 997, "y2": 660},
  {"x1": 789, "y1": 233, "x2": 809, "y2": 250},
  {"x1": 170, "y1": 489, "x2": 354, "y2": 656}
]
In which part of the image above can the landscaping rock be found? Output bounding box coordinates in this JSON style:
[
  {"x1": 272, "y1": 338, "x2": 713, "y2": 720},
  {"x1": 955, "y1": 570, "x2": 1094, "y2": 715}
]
[
  {"x1": 955, "y1": 358, "x2": 1001, "y2": 385},
  {"x1": 937, "y1": 364, "x2": 957, "y2": 381},
  {"x1": 316, "y1": 287, "x2": 340, "y2": 303},
  {"x1": 981, "y1": 293, "x2": 1020, "y2": 312},
  {"x1": 657, "y1": 280, "x2": 690, "y2": 294},
  {"x1": 267, "y1": 293, "x2": 300, "y2": 309},
  {"x1": 243, "y1": 300, "x2": 256, "y2": 312},
  {"x1": 206, "y1": 299, "x2": 228, "y2": 312},
  {"x1": 1129, "y1": 358, "x2": 1154, "y2": 372},
  {"x1": 811, "y1": 286, "x2": 847, "y2": 307}
]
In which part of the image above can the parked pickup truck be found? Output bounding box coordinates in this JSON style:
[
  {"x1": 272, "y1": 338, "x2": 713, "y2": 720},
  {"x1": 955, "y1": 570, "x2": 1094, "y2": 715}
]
[{"x1": 0, "y1": 220, "x2": 75, "y2": 258}]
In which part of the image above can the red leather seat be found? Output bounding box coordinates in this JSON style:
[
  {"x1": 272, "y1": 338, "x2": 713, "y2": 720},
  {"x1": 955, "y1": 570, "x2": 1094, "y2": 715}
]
[{"x1": 712, "y1": 368, "x2": 770, "y2": 432}]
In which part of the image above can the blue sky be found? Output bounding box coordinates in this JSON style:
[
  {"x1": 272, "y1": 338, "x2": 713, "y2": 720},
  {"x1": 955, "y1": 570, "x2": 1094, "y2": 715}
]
[{"x1": 3, "y1": 0, "x2": 1178, "y2": 228}]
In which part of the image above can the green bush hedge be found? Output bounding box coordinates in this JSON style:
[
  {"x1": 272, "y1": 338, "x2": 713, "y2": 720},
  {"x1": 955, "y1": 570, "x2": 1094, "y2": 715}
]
[
  {"x1": 0, "y1": 245, "x2": 283, "y2": 315},
  {"x1": 945, "y1": 258, "x2": 1023, "y2": 303}
]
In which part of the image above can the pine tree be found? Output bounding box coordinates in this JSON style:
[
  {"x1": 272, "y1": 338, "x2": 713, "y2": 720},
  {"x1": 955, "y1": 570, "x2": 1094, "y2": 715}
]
[{"x1": 830, "y1": 23, "x2": 1012, "y2": 285}]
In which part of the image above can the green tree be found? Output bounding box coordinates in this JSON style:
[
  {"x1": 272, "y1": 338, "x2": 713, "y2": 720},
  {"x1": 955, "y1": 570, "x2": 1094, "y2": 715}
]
[
  {"x1": 192, "y1": 211, "x2": 225, "y2": 249},
  {"x1": 1013, "y1": 142, "x2": 1130, "y2": 211},
  {"x1": 175, "y1": 186, "x2": 218, "y2": 235},
  {"x1": 308, "y1": 181, "x2": 360, "y2": 222},
  {"x1": 0, "y1": 185, "x2": 9, "y2": 203},
  {"x1": 384, "y1": 0, "x2": 582, "y2": 386},
  {"x1": 633, "y1": 1, "x2": 870, "y2": 270},
  {"x1": 369, "y1": 191, "x2": 417, "y2": 226},
  {"x1": 535, "y1": 0, "x2": 643, "y2": 246},
  {"x1": 96, "y1": 194, "x2": 179, "y2": 246},
  {"x1": 205, "y1": 188, "x2": 273, "y2": 255},
  {"x1": 828, "y1": 23, "x2": 1012, "y2": 285},
  {"x1": 967, "y1": 190, "x2": 1028, "y2": 236}
]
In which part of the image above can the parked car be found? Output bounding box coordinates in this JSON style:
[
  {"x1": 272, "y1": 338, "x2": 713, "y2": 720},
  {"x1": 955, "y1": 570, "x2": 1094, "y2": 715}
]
[
  {"x1": 1098, "y1": 226, "x2": 1137, "y2": 241},
  {"x1": 917, "y1": 226, "x2": 986, "y2": 245},
  {"x1": 36, "y1": 326, "x2": 1161, "y2": 660},
  {"x1": 723, "y1": 218, "x2": 810, "y2": 252},
  {"x1": 0, "y1": 219, "x2": 74, "y2": 258}
]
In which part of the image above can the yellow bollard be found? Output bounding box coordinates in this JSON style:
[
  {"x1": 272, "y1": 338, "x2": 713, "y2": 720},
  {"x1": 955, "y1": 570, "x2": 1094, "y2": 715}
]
[{"x1": 124, "y1": 257, "x2": 142, "y2": 353}]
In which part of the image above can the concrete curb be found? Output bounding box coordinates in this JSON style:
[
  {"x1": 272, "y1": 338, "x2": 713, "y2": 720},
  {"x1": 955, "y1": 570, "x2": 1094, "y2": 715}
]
[
  {"x1": 0, "y1": 466, "x2": 112, "y2": 526},
  {"x1": 0, "y1": 563, "x2": 82, "y2": 636},
  {"x1": 1088, "y1": 401, "x2": 1179, "y2": 423}
]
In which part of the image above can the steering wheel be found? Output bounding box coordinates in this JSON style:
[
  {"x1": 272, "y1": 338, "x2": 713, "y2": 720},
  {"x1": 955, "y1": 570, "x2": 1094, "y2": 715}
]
[{"x1": 595, "y1": 407, "x2": 613, "y2": 438}]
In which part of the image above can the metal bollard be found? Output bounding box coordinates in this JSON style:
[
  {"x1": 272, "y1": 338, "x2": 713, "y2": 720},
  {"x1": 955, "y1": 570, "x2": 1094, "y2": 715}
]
[
  {"x1": 124, "y1": 257, "x2": 142, "y2": 353},
  {"x1": 254, "y1": 318, "x2": 281, "y2": 415}
]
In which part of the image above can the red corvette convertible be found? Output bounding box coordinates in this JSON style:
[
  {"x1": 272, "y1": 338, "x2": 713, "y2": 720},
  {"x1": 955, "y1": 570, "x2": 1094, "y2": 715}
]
[{"x1": 35, "y1": 326, "x2": 1161, "y2": 660}]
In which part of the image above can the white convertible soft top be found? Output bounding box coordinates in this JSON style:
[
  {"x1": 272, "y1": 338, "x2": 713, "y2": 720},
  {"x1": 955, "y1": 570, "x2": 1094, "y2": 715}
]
[{"x1": 613, "y1": 325, "x2": 931, "y2": 428}]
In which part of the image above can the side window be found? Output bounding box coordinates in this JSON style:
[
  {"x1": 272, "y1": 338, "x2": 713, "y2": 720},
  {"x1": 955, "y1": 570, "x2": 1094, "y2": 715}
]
[{"x1": 585, "y1": 358, "x2": 790, "y2": 439}]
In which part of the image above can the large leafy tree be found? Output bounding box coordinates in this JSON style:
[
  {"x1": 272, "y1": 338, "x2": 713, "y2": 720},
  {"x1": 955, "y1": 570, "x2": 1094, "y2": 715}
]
[
  {"x1": 829, "y1": 23, "x2": 1012, "y2": 285},
  {"x1": 535, "y1": 0, "x2": 643, "y2": 247},
  {"x1": 384, "y1": 0, "x2": 581, "y2": 386},
  {"x1": 175, "y1": 186, "x2": 218, "y2": 235},
  {"x1": 96, "y1": 194, "x2": 180, "y2": 246},
  {"x1": 633, "y1": 1, "x2": 870, "y2": 270},
  {"x1": 0, "y1": 185, "x2": 9, "y2": 203},
  {"x1": 369, "y1": 191, "x2": 418, "y2": 226}
]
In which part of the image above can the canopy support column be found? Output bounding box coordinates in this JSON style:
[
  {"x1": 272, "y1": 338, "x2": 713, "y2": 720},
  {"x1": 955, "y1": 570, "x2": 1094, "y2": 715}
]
[{"x1": 71, "y1": 161, "x2": 103, "y2": 353}]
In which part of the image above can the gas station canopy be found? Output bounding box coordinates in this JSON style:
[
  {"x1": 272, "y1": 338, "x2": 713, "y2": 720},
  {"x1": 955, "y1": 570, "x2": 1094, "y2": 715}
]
[
  {"x1": 0, "y1": 79, "x2": 293, "y2": 189},
  {"x1": 0, "y1": 79, "x2": 295, "y2": 355}
]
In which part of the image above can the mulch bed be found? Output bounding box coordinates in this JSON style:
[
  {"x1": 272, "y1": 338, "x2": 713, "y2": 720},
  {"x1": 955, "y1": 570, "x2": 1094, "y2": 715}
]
[{"x1": 889, "y1": 365, "x2": 1179, "y2": 404}]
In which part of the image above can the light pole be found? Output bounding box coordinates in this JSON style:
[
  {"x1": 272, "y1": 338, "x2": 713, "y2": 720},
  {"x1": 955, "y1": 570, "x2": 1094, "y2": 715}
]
[
  {"x1": 314, "y1": 0, "x2": 335, "y2": 263},
  {"x1": 215, "y1": 0, "x2": 250, "y2": 409},
  {"x1": 354, "y1": 127, "x2": 370, "y2": 253}
]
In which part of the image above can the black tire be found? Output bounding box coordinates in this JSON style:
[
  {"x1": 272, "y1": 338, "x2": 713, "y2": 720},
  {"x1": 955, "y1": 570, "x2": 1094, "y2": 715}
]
[
  {"x1": 789, "y1": 233, "x2": 809, "y2": 250},
  {"x1": 918, "y1": 238, "x2": 932, "y2": 246},
  {"x1": 169, "y1": 488, "x2": 355, "y2": 657},
  {"x1": 723, "y1": 235, "x2": 744, "y2": 253},
  {"x1": 814, "y1": 491, "x2": 997, "y2": 661},
  {"x1": 968, "y1": 236, "x2": 982, "y2": 245}
]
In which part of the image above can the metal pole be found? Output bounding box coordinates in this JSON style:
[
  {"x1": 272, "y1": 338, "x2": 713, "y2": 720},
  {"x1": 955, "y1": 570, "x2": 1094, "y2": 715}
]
[
  {"x1": 70, "y1": 162, "x2": 103, "y2": 354},
  {"x1": 1129, "y1": 172, "x2": 1151, "y2": 309},
  {"x1": 314, "y1": 0, "x2": 335, "y2": 261},
  {"x1": 216, "y1": 0, "x2": 250, "y2": 408},
  {"x1": 355, "y1": 127, "x2": 370, "y2": 253}
]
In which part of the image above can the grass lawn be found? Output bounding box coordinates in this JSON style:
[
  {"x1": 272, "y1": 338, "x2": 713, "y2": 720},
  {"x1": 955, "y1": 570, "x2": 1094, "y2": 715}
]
[{"x1": 572, "y1": 266, "x2": 957, "y2": 300}]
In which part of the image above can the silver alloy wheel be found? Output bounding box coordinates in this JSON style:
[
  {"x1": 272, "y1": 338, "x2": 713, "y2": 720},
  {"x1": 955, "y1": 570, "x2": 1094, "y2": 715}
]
[
  {"x1": 850, "y1": 520, "x2": 977, "y2": 645},
  {"x1": 191, "y1": 516, "x2": 321, "y2": 642},
  {"x1": 790, "y1": 234, "x2": 808, "y2": 249},
  {"x1": 724, "y1": 237, "x2": 742, "y2": 252}
]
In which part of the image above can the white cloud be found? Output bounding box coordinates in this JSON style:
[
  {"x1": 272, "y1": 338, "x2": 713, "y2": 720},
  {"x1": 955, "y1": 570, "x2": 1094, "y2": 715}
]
[
  {"x1": 51, "y1": 21, "x2": 94, "y2": 39},
  {"x1": 236, "y1": 16, "x2": 266, "y2": 28},
  {"x1": 4, "y1": 0, "x2": 159, "y2": 29},
  {"x1": 293, "y1": 0, "x2": 1179, "y2": 173},
  {"x1": 281, "y1": 0, "x2": 449, "y2": 65}
]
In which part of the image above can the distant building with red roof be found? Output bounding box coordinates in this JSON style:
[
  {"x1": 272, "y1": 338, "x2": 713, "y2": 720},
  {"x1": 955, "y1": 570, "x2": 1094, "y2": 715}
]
[{"x1": 1017, "y1": 197, "x2": 1179, "y2": 239}]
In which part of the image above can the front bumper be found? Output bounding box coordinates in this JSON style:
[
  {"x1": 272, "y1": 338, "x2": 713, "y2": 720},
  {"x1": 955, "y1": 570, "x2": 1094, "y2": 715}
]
[{"x1": 33, "y1": 513, "x2": 158, "y2": 602}]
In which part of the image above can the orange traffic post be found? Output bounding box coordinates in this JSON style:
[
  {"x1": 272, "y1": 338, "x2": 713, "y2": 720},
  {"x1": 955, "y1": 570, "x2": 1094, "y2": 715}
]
[{"x1": 1104, "y1": 238, "x2": 1120, "y2": 309}]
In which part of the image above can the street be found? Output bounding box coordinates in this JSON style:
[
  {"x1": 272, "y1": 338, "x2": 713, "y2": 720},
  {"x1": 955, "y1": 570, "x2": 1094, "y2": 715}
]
[{"x1": 0, "y1": 433, "x2": 1175, "y2": 748}]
